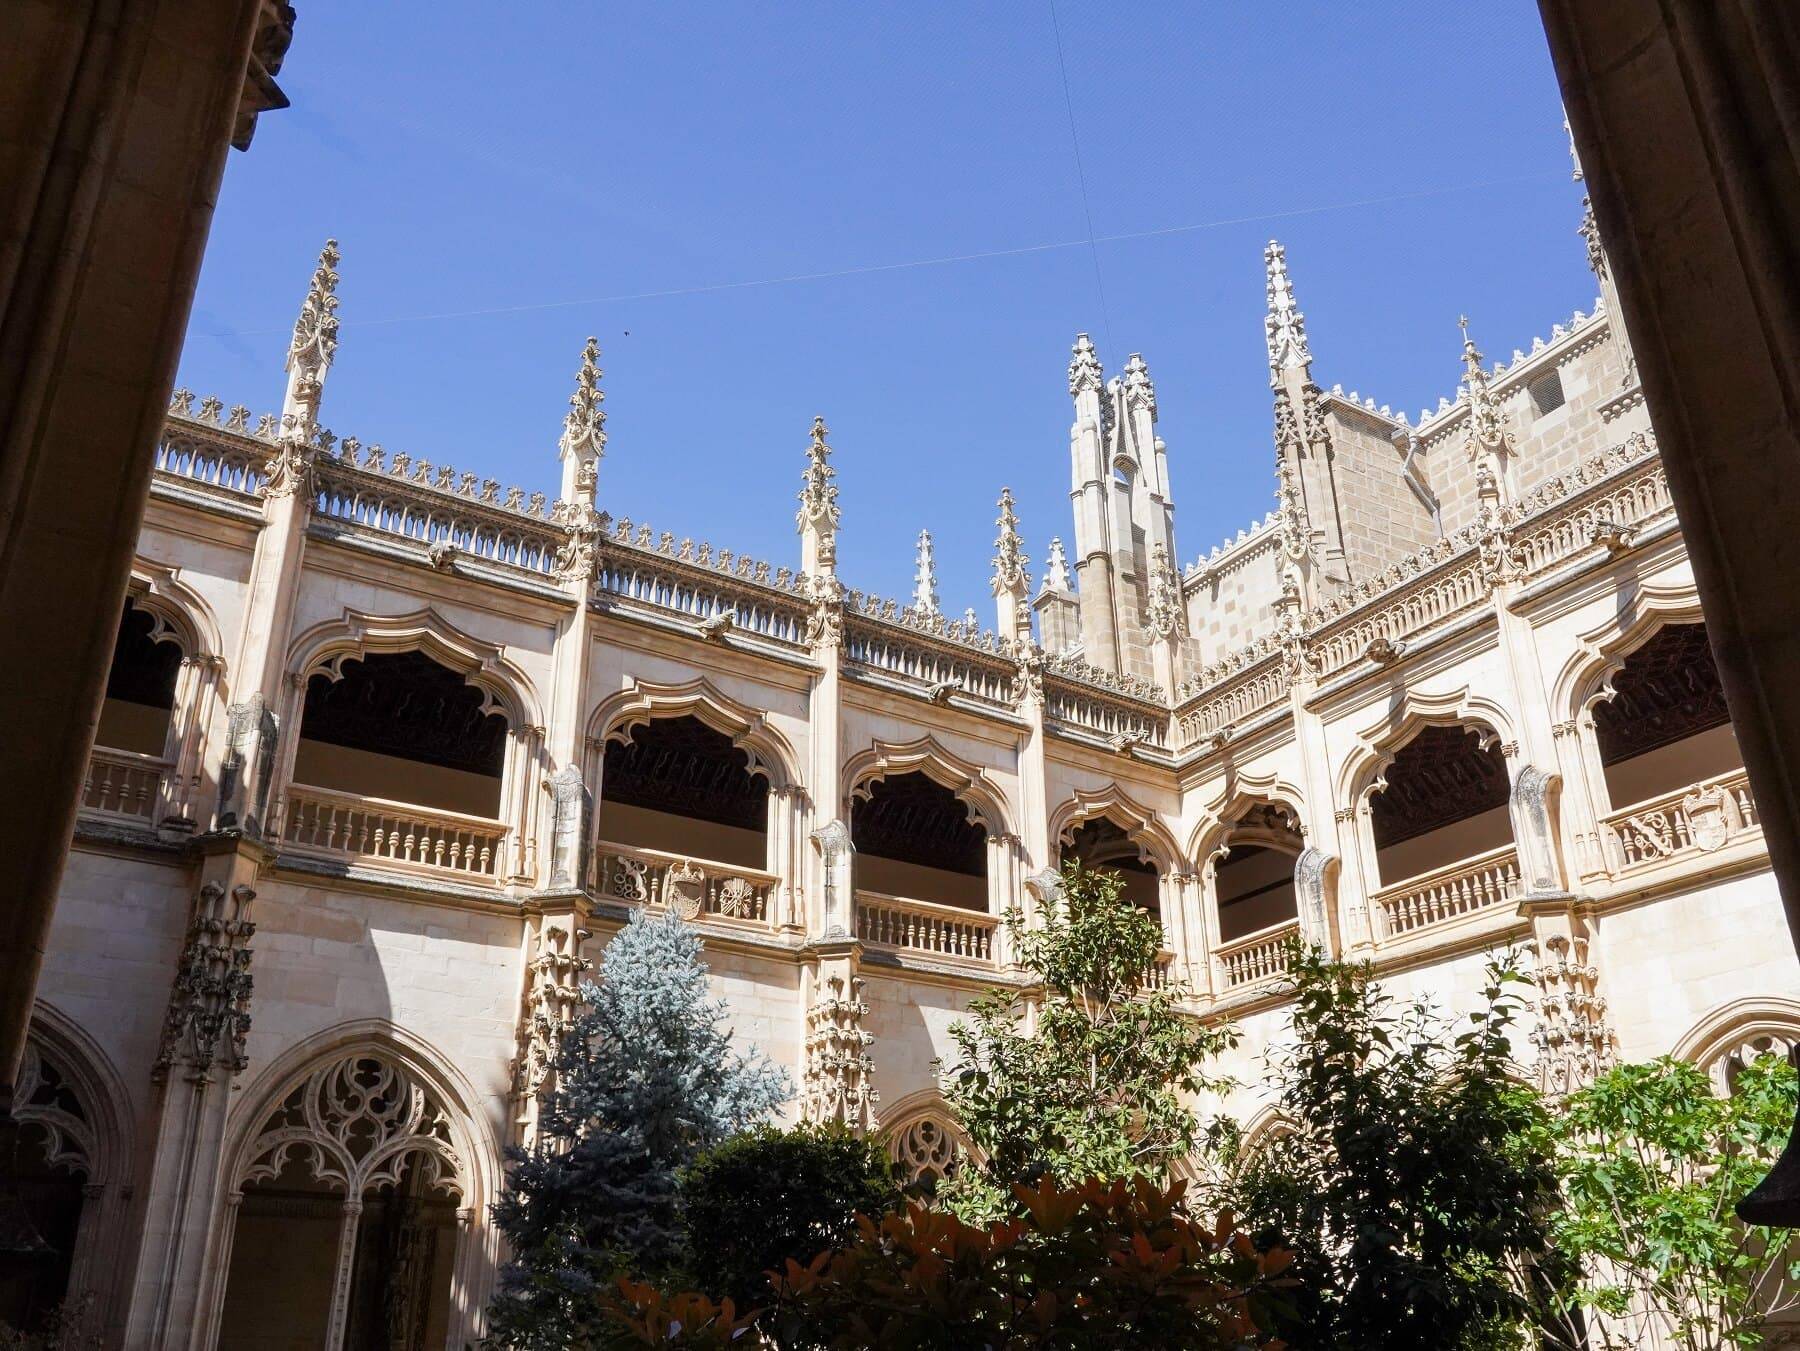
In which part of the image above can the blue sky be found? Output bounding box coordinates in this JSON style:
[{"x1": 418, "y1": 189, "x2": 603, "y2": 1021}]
[{"x1": 178, "y1": 3, "x2": 1588, "y2": 616}]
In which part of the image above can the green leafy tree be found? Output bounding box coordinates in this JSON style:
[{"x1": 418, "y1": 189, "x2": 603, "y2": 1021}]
[
  {"x1": 1543, "y1": 1053, "x2": 1800, "y2": 1350},
  {"x1": 679, "y1": 1123, "x2": 901, "y2": 1310},
  {"x1": 938, "y1": 862, "x2": 1237, "y2": 1220},
  {"x1": 485, "y1": 908, "x2": 790, "y2": 1349},
  {"x1": 1214, "y1": 944, "x2": 1564, "y2": 1351}
]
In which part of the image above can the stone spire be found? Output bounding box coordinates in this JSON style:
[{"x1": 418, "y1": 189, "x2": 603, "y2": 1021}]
[
  {"x1": 557, "y1": 336, "x2": 606, "y2": 505},
  {"x1": 1068, "y1": 332, "x2": 1103, "y2": 397},
  {"x1": 1264, "y1": 239, "x2": 1311, "y2": 384},
  {"x1": 282, "y1": 238, "x2": 340, "y2": 428},
  {"x1": 797, "y1": 415, "x2": 840, "y2": 580},
  {"x1": 991, "y1": 487, "x2": 1031, "y2": 646},
  {"x1": 910, "y1": 529, "x2": 940, "y2": 617},
  {"x1": 1040, "y1": 537, "x2": 1072, "y2": 594},
  {"x1": 1459, "y1": 316, "x2": 1515, "y2": 480}
]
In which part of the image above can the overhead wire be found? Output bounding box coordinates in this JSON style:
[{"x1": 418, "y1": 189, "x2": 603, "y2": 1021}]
[{"x1": 205, "y1": 171, "x2": 1562, "y2": 338}]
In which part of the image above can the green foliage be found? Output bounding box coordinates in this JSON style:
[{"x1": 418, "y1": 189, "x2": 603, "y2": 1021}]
[
  {"x1": 602, "y1": 1176, "x2": 1289, "y2": 1350},
  {"x1": 485, "y1": 908, "x2": 790, "y2": 1349},
  {"x1": 1541, "y1": 1053, "x2": 1800, "y2": 1350},
  {"x1": 938, "y1": 863, "x2": 1237, "y2": 1221},
  {"x1": 1211, "y1": 943, "x2": 1564, "y2": 1351},
  {"x1": 679, "y1": 1123, "x2": 902, "y2": 1310}
]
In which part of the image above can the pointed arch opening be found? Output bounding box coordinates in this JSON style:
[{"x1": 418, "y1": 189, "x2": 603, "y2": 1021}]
[
  {"x1": 295, "y1": 649, "x2": 509, "y2": 818},
  {"x1": 1370, "y1": 723, "x2": 1512, "y2": 887},
  {"x1": 1591, "y1": 621, "x2": 1739, "y2": 812},
  {"x1": 216, "y1": 1051, "x2": 471, "y2": 1351},
  {"x1": 599, "y1": 714, "x2": 771, "y2": 872},
  {"x1": 96, "y1": 600, "x2": 183, "y2": 757},
  {"x1": 1214, "y1": 802, "x2": 1304, "y2": 945},
  {"x1": 851, "y1": 772, "x2": 988, "y2": 912},
  {"x1": 1061, "y1": 816, "x2": 1162, "y2": 918}
]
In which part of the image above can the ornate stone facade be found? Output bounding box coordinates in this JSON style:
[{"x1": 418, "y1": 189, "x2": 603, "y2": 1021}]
[{"x1": 21, "y1": 202, "x2": 1800, "y2": 1347}]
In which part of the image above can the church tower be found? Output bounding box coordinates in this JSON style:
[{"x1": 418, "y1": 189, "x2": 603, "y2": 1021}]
[{"x1": 1065, "y1": 334, "x2": 1178, "y2": 681}]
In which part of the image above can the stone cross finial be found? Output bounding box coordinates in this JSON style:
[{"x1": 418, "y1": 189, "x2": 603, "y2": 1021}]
[
  {"x1": 1068, "y1": 332, "x2": 1103, "y2": 398},
  {"x1": 286, "y1": 238, "x2": 341, "y2": 392},
  {"x1": 991, "y1": 488, "x2": 1028, "y2": 596},
  {"x1": 558, "y1": 336, "x2": 607, "y2": 496},
  {"x1": 1040, "y1": 536, "x2": 1073, "y2": 594},
  {"x1": 911, "y1": 529, "x2": 940, "y2": 617},
  {"x1": 1264, "y1": 239, "x2": 1311, "y2": 383}
]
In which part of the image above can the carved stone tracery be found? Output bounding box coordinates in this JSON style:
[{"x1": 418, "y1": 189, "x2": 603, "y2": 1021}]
[
  {"x1": 802, "y1": 970, "x2": 878, "y2": 1135},
  {"x1": 238, "y1": 1053, "x2": 464, "y2": 1203},
  {"x1": 154, "y1": 879, "x2": 257, "y2": 1080}
]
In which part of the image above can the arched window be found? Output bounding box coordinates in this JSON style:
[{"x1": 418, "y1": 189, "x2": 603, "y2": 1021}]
[
  {"x1": 1592, "y1": 622, "x2": 1739, "y2": 810},
  {"x1": 851, "y1": 772, "x2": 987, "y2": 912},
  {"x1": 95, "y1": 601, "x2": 182, "y2": 756},
  {"x1": 294, "y1": 650, "x2": 508, "y2": 818},
  {"x1": 886, "y1": 1112, "x2": 969, "y2": 1195},
  {"x1": 1370, "y1": 724, "x2": 1512, "y2": 886},
  {"x1": 1062, "y1": 816, "x2": 1161, "y2": 917},
  {"x1": 1215, "y1": 803, "x2": 1303, "y2": 945},
  {"x1": 218, "y1": 1053, "x2": 467, "y2": 1350}
]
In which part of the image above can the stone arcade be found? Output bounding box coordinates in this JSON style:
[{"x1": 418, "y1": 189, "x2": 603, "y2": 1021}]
[{"x1": 12, "y1": 191, "x2": 1798, "y2": 1345}]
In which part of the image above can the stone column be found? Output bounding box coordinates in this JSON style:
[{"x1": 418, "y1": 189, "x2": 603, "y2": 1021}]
[
  {"x1": 1540, "y1": 0, "x2": 1800, "y2": 1222},
  {"x1": 123, "y1": 833, "x2": 266, "y2": 1349},
  {"x1": 0, "y1": 0, "x2": 293, "y2": 1098}
]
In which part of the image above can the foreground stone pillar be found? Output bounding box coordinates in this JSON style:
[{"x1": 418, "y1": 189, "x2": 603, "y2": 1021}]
[
  {"x1": 1538, "y1": 0, "x2": 1800, "y2": 1221},
  {"x1": 0, "y1": 0, "x2": 294, "y2": 1094}
]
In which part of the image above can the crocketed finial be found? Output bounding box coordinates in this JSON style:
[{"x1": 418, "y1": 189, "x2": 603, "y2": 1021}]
[
  {"x1": 991, "y1": 488, "x2": 1028, "y2": 595},
  {"x1": 1068, "y1": 332, "x2": 1103, "y2": 398},
  {"x1": 287, "y1": 238, "x2": 341, "y2": 387},
  {"x1": 1263, "y1": 239, "x2": 1311, "y2": 382},
  {"x1": 911, "y1": 529, "x2": 941, "y2": 617}
]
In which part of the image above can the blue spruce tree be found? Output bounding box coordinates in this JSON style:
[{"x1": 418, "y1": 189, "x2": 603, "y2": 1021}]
[{"x1": 485, "y1": 908, "x2": 790, "y2": 1347}]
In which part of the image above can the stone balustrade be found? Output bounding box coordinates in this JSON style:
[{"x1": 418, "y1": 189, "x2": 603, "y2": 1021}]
[
  {"x1": 843, "y1": 616, "x2": 1017, "y2": 706},
  {"x1": 596, "y1": 842, "x2": 776, "y2": 926},
  {"x1": 154, "y1": 421, "x2": 265, "y2": 498},
  {"x1": 855, "y1": 890, "x2": 997, "y2": 964},
  {"x1": 274, "y1": 784, "x2": 510, "y2": 882},
  {"x1": 313, "y1": 461, "x2": 560, "y2": 576},
  {"x1": 1374, "y1": 845, "x2": 1521, "y2": 939},
  {"x1": 1602, "y1": 767, "x2": 1760, "y2": 875},
  {"x1": 1215, "y1": 920, "x2": 1300, "y2": 990},
  {"x1": 81, "y1": 747, "x2": 167, "y2": 824}
]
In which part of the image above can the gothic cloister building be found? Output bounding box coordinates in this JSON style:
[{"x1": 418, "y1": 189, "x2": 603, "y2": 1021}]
[{"x1": 11, "y1": 179, "x2": 1798, "y2": 1346}]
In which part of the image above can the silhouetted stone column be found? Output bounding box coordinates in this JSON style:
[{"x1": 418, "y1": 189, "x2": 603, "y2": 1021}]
[
  {"x1": 1539, "y1": 0, "x2": 1800, "y2": 1221},
  {"x1": 0, "y1": 0, "x2": 294, "y2": 1096}
]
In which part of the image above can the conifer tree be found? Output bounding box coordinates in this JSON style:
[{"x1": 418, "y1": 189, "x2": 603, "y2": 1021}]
[{"x1": 485, "y1": 908, "x2": 790, "y2": 1348}]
